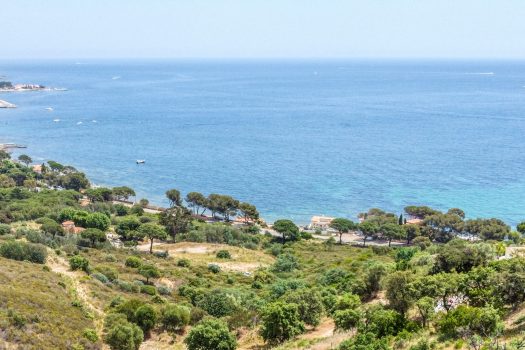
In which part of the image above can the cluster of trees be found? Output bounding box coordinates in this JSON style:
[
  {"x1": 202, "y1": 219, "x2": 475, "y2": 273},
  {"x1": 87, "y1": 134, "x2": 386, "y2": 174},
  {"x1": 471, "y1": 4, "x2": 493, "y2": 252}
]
[
  {"x1": 84, "y1": 186, "x2": 135, "y2": 203},
  {"x1": 165, "y1": 189, "x2": 259, "y2": 224},
  {"x1": 103, "y1": 296, "x2": 237, "y2": 350},
  {"x1": 330, "y1": 206, "x2": 518, "y2": 247}
]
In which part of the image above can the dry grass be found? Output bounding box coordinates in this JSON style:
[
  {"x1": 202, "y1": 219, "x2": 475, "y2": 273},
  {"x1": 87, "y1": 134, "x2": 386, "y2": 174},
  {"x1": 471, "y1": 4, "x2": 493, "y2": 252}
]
[{"x1": 0, "y1": 257, "x2": 100, "y2": 350}]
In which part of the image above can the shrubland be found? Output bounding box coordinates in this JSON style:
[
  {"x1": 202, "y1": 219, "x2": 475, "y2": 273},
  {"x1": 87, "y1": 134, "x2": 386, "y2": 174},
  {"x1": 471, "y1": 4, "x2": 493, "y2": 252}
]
[{"x1": 2, "y1": 156, "x2": 525, "y2": 349}]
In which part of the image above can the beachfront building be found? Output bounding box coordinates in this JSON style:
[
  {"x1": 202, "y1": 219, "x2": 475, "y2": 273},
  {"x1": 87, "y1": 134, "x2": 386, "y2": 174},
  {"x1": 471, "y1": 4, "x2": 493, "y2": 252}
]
[{"x1": 308, "y1": 215, "x2": 335, "y2": 230}]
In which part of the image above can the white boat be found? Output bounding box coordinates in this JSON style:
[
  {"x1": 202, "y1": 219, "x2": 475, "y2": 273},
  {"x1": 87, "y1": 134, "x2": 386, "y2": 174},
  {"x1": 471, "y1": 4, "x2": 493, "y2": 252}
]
[
  {"x1": 136, "y1": 160, "x2": 145, "y2": 164},
  {"x1": 53, "y1": 119, "x2": 60, "y2": 122},
  {"x1": 45, "y1": 107, "x2": 53, "y2": 111}
]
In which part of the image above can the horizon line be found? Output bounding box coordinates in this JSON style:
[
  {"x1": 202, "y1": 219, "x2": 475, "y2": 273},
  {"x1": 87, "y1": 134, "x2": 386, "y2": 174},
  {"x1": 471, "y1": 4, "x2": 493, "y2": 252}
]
[{"x1": 2, "y1": 56, "x2": 525, "y2": 62}]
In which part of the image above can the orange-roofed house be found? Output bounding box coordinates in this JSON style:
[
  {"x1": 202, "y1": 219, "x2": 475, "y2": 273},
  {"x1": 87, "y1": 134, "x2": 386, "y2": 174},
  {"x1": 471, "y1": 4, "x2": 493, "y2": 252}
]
[{"x1": 62, "y1": 220, "x2": 84, "y2": 234}]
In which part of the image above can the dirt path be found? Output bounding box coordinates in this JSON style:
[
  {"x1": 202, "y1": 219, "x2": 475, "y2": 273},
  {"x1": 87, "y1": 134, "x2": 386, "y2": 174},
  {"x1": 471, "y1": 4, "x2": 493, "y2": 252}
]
[
  {"x1": 300, "y1": 318, "x2": 335, "y2": 341},
  {"x1": 47, "y1": 253, "x2": 107, "y2": 348}
]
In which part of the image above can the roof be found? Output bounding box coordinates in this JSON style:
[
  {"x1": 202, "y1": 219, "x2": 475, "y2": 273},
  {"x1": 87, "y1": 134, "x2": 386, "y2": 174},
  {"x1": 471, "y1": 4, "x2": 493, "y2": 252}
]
[
  {"x1": 310, "y1": 216, "x2": 335, "y2": 224},
  {"x1": 406, "y1": 218, "x2": 424, "y2": 225},
  {"x1": 61, "y1": 220, "x2": 75, "y2": 226}
]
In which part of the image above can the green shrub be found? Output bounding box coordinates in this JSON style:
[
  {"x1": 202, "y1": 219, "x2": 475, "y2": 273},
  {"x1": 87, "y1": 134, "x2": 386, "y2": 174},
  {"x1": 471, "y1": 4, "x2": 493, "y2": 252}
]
[
  {"x1": 185, "y1": 318, "x2": 236, "y2": 350},
  {"x1": 410, "y1": 340, "x2": 430, "y2": 350},
  {"x1": 177, "y1": 258, "x2": 191, "y2": 267},
  {"x1": 69, "y1": 255, "x2": 90, "y2": 272},
  {"x1": 272, "y1": 253, "x2": 299, "y2": 272},
  {"x1": 83, "y1": 328, "x2": 98, "y2": 342},
  {"x1": 0, "y1": 241, "x2": 47, "y2": 264},
  {"x1": 283, "y1": 289, "x2": 324, "y2": 327},
  {"x1": 153, "y1": 250, "x2": 169, "y2": 259},
  {"x1": 135, "y1": 304, "x2": 157, "y2": 334},
  {"x1": 151, "y1": 295, "x2": 165, "y2": 304},
  {"x1": 161, "y1": 304, "x2": 191, "y2": 332},
  {"x1": 371, "y1": 245, "x2": 392, "y2": 255},
  {"x1": 413, "y1": 236, "x2": 432, "y2": 250},
  {"x1": 104, "y1": 321, "x2": 144, "y2": 350},
  {"x1": 208, "y1": 264, "x2": 221, "y2": 274},
  {"x1": 334, "y1": 309, "x2": 361, "y2": 330},
  {"x1": 0, "y1": 223, "x2": 11, "y2": 235},
  {"x1": 216, "y1": 250, "x2": 231, "y2": 259},
  {"x1": 104, "y1": 254, "x2": 117, "y2": 262},
  {"x1": 189, "y1": 307, "x2": 207, "y2": 325},
  {"x1": 116, "y1": 280, "x2": 134, "y2": 293},
  {"x1": 157, "y1": 285, "x2": 171, "y2": 296},
  {"x1": 125, "y1": 256, "x2": 142, "y2": 268},
  {"x1": 95, "y1": 265, "x2": 119, "y2": 281},
  {"x1": 198, "y1": 289, "x2": 240, "y2": 317},
  {"x1": 141, "y1": 285, "x2": 157, "y2": 296},
  {"x1": 260, "y1": 301, "x2": 305, "y2": 344},
  {"x1": 300, "y1": 231, "x2": 313, "y2": 240},
  {"x1": 92, "y1": 272, "x2": 109, "y2": 284}
]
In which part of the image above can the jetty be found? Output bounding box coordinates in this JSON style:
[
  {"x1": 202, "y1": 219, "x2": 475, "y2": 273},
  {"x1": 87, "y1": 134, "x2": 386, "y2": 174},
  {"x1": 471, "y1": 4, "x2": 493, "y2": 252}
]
[{"x1": 0, "y1": 100, "x2": 16, "y2": 108}]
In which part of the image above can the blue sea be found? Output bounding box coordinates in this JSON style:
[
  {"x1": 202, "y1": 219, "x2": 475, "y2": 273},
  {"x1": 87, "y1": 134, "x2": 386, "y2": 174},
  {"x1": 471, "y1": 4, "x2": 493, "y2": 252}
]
[{"x1": 1, "y1": 60, "x2": 525, "y2": 225}]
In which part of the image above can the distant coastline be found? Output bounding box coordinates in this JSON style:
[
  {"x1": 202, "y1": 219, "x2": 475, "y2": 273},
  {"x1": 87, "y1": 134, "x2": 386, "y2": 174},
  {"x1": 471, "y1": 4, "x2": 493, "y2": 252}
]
[{"x1": 0, "y1": 80, "x2": 66, "y2": 93}]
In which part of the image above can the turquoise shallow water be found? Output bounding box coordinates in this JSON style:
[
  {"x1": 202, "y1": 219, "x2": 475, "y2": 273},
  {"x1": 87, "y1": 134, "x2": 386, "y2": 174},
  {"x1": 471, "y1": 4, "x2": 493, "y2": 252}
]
[{"x1": 1, "y1": 60, "x2": 525, "y2": 224}]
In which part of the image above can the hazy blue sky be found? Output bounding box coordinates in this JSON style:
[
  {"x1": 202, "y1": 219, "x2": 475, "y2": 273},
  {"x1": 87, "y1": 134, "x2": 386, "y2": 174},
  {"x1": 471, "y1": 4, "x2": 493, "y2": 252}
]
[{"x1": 4, "y1": 0, "x2": 525, "y2": 59}]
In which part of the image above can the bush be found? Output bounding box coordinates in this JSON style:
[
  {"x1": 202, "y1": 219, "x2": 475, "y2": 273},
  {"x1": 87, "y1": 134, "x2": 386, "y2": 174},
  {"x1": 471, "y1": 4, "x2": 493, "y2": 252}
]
[
  {"x1": 185, "y1": 318, "x2": 236, "y2": 350},
  {"x1": 437, "y1": 305, "x2": 502, "y2": 339},
  {"x1": 135, "y1": 304, "x2": 157, "y2": 334},
  {"x1": 161, "y1": 304, "x2": 191, "y2": 332},
  {"x1": 216, "y1": 250, "x2": 231, "y2": 259},
  {"x1": 141, "y1": 285, "x2": 157, "y2": 296},
  {"x1": 104, "y1": 254, "x2": 117, "y2": 262},
  {"x1": 208, "y1": 264, "x2": 221, "y2": 274},
  {"x1": 283, "y1": 289, "x2": 324, "y2": 327},
  {"x1": 0, "y1": 241, "x2": 47, "y2": 264},
  {"x1": 69, "y1": 255, "x2": 90, "y2": 272},
  {"x1": 153, "y1": 250, "x2": 169, "y2": 259},
  {"x1": 92, "y1": 272, "x2": 110, "y2": 284},
  {"x1": 338, "y1": 332, "x2": 388, "y2": 350},
  {"x1": 300, "y1": 231, "x2": 313, "y2": 240},
  {"x1": 371, "y1": 245, "x2": 392, "y2": 255},
  {"x1": 198, "y1": 289, "x2": 240, "y2": 318},
  {"x1": 157, "y1": 285, "x2": 171, "y2": 296},
  {"x1": 177, "y1": 258, "x2": 191, "y2": 267},
  {"x1": 95, "y1": 265, "x2": 119, "y2": 281},
  {"x1": 83, "y1": 328, "x2": 99, "y2": 342},
  {"x1": 125, "y1": 256, "x2": 142, "y2": 268},
  {"x1": 190, "y1": 307, "x2": 207, "y2": 325},
  {"x1": 272, "y1": 253, "x2": 299, "y2": 272},
  {"x1": 116, "y1": 280, "x2": 134, "y2": 292},
  {"x1": 267, "y1": 243, "x2": 283, "y2": 256},
  {"x1": 104, "y1": 320, "x2": 144, "y2": 350},
  {"x1": 0, "y1": 223, "x2": 11, "y2": 235},
  {"x1": 413, "y1": 236, "x2": 432, "y2": 250},
  {"x1": 334, "y1": 309, "x2": 361, "y2": 330},
  {"x1": 260, "y1": 301, "x2": 305, "y2": 344}
]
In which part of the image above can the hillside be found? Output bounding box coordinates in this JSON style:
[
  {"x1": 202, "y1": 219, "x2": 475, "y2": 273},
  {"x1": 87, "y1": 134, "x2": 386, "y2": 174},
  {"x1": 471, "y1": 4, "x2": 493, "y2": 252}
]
[{"x1": 1, "y1": 155, "x2": 525, "y2": 349}]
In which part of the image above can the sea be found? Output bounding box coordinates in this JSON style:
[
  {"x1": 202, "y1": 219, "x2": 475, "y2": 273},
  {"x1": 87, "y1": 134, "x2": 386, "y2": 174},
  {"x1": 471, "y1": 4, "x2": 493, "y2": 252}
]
[{"x1": 1, "y1": 59, "x2": 525, "y2": 225}]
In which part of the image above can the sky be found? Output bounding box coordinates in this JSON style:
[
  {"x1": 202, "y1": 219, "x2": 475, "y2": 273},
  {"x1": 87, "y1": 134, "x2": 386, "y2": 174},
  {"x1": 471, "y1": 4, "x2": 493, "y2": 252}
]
[{"x1": 3, "y1": 0, "x2": 525, "y2": 59}]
